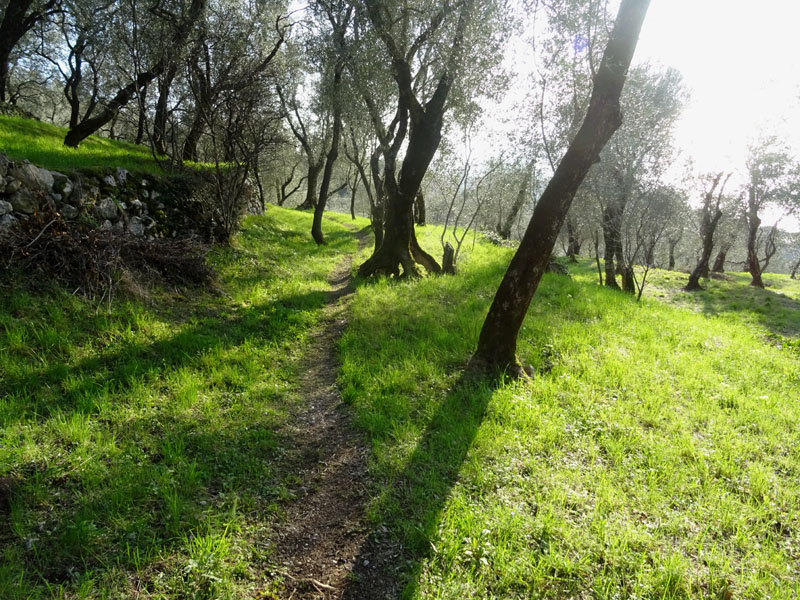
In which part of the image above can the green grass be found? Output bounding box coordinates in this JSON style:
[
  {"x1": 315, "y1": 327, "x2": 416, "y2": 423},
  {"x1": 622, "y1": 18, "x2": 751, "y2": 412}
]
[
  {"x1": 0, "y1": 115, "x2": 195, "y2": 173},
  {"x1": 339, "y1": 229, "x2": 800, "y2": 598},
  {"x1": 3, "y1": 207, "x2": 800, "y2": 599},
  {"x1": 0, "y1": 207, "x2": 358, "y2": 598}
]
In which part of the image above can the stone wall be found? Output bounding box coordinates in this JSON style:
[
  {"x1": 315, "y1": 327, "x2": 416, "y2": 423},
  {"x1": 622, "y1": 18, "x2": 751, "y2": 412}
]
[{"x1": 0, "y1": 154, "x2": 248, "y2": 241}]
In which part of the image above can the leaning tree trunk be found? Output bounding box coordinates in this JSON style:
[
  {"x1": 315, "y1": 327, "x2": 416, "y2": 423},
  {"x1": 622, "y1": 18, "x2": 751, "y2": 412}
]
[
  {"x1": 686, "y1": 239, "x2": 715, "y2": 291},
  {"x1": 746, "y1": 204, "x2": 764, "y2": 288},
  {"x1": 470, "y1": 0, "x2": 650, "y2": 375}
]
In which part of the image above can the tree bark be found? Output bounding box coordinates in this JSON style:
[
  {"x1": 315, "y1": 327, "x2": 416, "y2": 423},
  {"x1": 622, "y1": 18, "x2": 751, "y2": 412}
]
[
  {"x1": 602, "y1": 203, "x2": 622, "y2": 289},
  {"x1": 566, "y1": 215, "x2": 581, "y2": 261},
  {"x1": 498, "y1": 158, "x2": 534, "y2": 239},
  {"x1": 153, "y1": 61, "x2": 178, "y2": 155},
  {"x1": 312, "y1": 68, "x2": 344, "y2": 245},
  {"x1": 685, "y1": 173, "x2": 728, "y2": 291},
  {"x1": 414, "y1": 190, "x2": 426, "y2": 225},
  {"x1": 0, "y1": 0, "x2": 60, "y2": 102},
  {"x1": 711, "y1": 249, "x2": 726, "y2": 272},
  {"x1": 668, "y1": 239, "x2": 678, "y2": 270},
  {"x1": 745, "y1": 189, "x2": 765, "y2": 288},
  {"x1": 470, "y1": 0, "x2": 650, "y2": 375}
]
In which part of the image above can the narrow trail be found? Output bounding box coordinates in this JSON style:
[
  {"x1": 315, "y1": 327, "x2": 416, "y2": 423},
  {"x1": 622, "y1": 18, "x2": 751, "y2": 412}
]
[{"x1": 271, "y1": 225, "x2": 401, "y2": 599}]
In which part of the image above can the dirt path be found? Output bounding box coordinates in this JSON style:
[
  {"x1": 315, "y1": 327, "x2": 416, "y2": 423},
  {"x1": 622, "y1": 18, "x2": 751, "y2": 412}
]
[{"x1": 271, "y1": 226, "x2": 401, "y2": 599}]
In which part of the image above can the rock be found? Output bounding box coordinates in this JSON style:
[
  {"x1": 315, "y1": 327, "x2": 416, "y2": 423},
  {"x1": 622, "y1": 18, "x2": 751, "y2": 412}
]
[
  {"x1": 10, "y1": 162, "x2": 54, "y2": 192},
  {"x1": 94, "y1": 197, "x2": 118, "y2": 220},
  {"x1": 141, "y1": 190, "x2": 149, "y2": 199},
  {"x1": 112, "y1": 220, "x2": 124, "y2": 233},
  {"x1": 60, "y1": 204, "x2": 79, "y2": 219},
  {"x1": 129, "y1": 198, "x2": 145, "y2": 215},
  {"x1": 102, "y1": 175, "x2": 117, "y2": 188},
  {"x1": 0, "y1": 200, "x2": 12, "y2": 215},
  {"x1": 9, "y1": 189, "x2": 40, "y2": 214},
  {"x1": 150, "y1": 190, "x2": 161, "y2": 201},
  {"x1": 5, "y1": 179, "x2": 22, "y2": 194},
  {"x1": 141, "y1": 215, "x2": 155, "y2": 230},
  {"x1": 128, "y1": 216, "x2": 145, "y2": 236},
  {"x1": 141, "y1": 179, "x2": 150, "y2": 187},
  {"x1": 115, "y1": 167, "x2": 130, "y2": 184},
  {"x1": 51, "y1": 172, "x2": 73, "y2": 196},
  {"x1": 0, "y1": 213, "x2": 16, "y2": 233},
  {"x1": 0, "y1": 154, "x2": 8, "y2": 177},
  {"x1": 100, "y1": 219, "x2": 113, "y2": 231},
  {"x1": 50, "y1": 193, "x2": 62, "y2": 203}
]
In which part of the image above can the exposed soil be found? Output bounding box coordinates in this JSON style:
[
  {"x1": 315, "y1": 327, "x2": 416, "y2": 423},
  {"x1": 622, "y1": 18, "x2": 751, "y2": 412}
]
[{"x1": 271, "y1": 226, "x2": 402, "y2": 599}]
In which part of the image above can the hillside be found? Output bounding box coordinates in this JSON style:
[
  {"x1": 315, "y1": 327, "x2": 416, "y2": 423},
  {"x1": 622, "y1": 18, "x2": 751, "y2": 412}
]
[{"x1": 1, "y1": 207, "x2": 799, "y2": 598}]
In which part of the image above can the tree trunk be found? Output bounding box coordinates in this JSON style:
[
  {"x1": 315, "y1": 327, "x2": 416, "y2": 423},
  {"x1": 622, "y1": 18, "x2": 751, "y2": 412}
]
[
  {"x1": 357, "y1": 110, "x2": 443, "y2": 278},
  {"x1": 498, "y1": 158, "x2": 534, "y2": 239},
  {"x1": 0, "y1": 0, "x2": 58, "y2": 103},
  {"x1": 621, "y1": 265, "x2": 635, "y2": 293},
  {"x1": 414, "y1": 190, "x2": 426, "y2": 225},
  {"x1": 135, "y1": 83, "x2": 147, "y2": 145},
  {"x1": 602, "y1": 204, "x2": 622, "y2": 289},
  {"x1": 594, "y1": 232, "x2": 603, "y2": 285},
  {"x1": 746, "y1": 195, "x2": 764, "y2": 288},
  {"x1": 153, "y1": 62, "x2": 178, "y2": 155},
  {"x1": 790, "y1": 256, "x2": 800, "y2": 279},
  {"x1": 297, "y1": 160, "x2": 322, "y2": 210},
  {"x1": 566, "y1": 215, "x2": 581, "y2": 261},
  {"x1": 312, "y1": 66, "x2": 343, "y2": 245},
  {"x1": 470, "y1": 0, "x2": 650, "y2": 375},
  {"x1": 668, "y1": 240, "x2": 678, "y2": 270},
  {"x1": 712, "y1": 249, "x2": 726, "y2": 273}
]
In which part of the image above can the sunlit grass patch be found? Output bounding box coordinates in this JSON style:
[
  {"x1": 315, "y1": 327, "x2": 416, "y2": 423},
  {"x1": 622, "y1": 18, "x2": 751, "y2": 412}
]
[
  {"x1": 0, "y1": 207, "x2": 356, "y2": 598},
  {"x1": 340, "y1": 240, "x2": 800, "y2": 598},
  {"x1": 0, "y1": 115, "x2": 215, "y2": 173}
]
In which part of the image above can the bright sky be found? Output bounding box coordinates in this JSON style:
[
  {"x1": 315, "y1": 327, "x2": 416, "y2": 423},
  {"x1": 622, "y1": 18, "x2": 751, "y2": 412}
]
[
  {"x1": 634, "y1": 0, "x2": 800, "y2": 175},
  {"x1": 632, "y1": 0, "x2": 800, "y2": 228}
]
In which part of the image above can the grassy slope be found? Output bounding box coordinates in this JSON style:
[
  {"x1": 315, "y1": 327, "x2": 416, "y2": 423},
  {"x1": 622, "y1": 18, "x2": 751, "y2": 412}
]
[
  {"x1": 2, "y1": 206, "x2": 799, "y2": 599},
  {"x1": 0, "y1": 208, "x2": 358, "y2": 599},
  {"x1": 0, "y1": 115, "x2": 183, "y2": 173},
  {"x1": 340, "y1": 228, "x2": 800, "y2": 599}
]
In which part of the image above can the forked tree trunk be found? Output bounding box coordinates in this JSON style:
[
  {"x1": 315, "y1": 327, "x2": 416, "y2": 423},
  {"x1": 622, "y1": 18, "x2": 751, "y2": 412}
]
[{"x1": 470, "y1": 0, "x2": 650, "y2": 375}]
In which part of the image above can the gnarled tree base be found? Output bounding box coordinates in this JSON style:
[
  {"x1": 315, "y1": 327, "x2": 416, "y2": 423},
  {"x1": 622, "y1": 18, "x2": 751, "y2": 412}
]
[{"x1": 358, "y1": 227, "x2": 440, "y2": 279}]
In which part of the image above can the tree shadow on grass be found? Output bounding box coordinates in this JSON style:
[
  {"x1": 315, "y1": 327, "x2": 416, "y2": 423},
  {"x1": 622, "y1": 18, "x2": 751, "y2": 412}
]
[
  {"x1": 342, "y1": 371, "x2": 498, "y2": 599},
  {"x1": 687, "y1": 279, "x2": 800, "y2": 337},
  {"x1": 1, "y1": 290, "x2": 327, "y2": 423}
]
